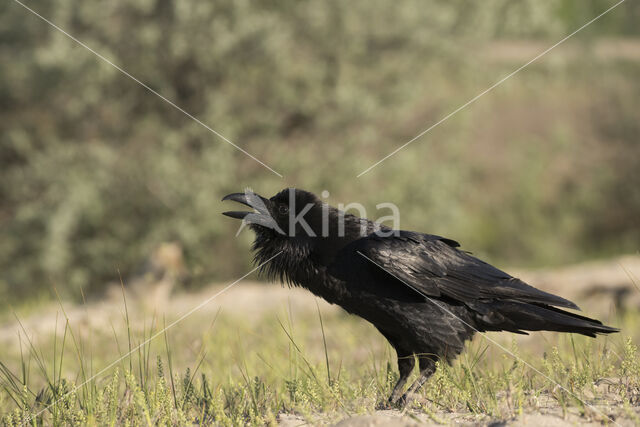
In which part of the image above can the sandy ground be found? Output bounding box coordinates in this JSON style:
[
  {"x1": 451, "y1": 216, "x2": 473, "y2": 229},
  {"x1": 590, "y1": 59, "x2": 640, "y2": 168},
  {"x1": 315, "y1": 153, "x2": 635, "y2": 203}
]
[{"x1": 2, "y1": 254, "x2": 639, "y2": 425}]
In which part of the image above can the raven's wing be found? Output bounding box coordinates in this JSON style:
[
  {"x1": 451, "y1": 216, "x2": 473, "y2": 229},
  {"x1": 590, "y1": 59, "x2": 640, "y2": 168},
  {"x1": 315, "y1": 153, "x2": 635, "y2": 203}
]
[{"x1": 328, "y1": 231, "x2": 579, "y2": 310}]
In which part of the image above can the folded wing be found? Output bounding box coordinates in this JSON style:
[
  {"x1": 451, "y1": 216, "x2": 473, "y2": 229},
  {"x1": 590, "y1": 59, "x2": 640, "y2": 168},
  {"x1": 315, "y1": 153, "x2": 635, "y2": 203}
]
[{"x1": 329, "y1": 231, "x2": 579, "y2": 310}]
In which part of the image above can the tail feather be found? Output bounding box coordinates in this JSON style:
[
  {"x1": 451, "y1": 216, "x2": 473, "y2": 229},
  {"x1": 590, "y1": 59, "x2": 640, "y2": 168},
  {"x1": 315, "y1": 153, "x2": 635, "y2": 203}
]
[{"x1": 477, "y1": 301, "x2": 619, "y2": 337}]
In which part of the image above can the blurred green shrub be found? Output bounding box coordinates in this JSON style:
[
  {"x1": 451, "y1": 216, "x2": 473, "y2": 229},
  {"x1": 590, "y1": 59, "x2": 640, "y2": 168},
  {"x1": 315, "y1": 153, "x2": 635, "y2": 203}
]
[{"x1": 0, "y1": 0, "x2": 638, "y2": 303}]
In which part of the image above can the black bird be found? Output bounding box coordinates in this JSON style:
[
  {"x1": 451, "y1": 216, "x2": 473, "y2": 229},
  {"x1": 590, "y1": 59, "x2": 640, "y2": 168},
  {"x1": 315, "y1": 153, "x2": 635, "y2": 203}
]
[{"x1": 222, "y1": 188, "x2": 619, "y2": 405}]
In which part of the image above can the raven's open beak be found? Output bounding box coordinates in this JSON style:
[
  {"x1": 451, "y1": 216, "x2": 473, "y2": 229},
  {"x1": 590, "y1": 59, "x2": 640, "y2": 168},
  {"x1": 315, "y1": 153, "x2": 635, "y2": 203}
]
[
  {"x1": 221, "y1": 192, "x2": 260, "y2": 220},
  {"x1": 222, "y1": 191, "x2": 284, "y2": 233}
]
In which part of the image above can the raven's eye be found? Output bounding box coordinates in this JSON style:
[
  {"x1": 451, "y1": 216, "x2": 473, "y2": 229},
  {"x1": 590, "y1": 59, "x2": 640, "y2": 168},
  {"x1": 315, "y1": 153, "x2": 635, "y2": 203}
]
[{"x1": 278, "y1": 205, "x2": 289, "y2": 216}]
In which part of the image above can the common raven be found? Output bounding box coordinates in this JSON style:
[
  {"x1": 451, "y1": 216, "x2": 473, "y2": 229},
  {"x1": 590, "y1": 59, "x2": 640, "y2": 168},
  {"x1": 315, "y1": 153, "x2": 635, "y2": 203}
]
[{"x1": 223, "y1": 188, "x2": 618, "y2": 405}]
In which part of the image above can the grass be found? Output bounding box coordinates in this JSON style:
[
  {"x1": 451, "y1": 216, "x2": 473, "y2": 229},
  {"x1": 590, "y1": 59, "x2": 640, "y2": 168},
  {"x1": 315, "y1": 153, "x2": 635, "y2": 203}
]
[{"x1": 1, "y1": 284, "x2": 639, "y2": 425}]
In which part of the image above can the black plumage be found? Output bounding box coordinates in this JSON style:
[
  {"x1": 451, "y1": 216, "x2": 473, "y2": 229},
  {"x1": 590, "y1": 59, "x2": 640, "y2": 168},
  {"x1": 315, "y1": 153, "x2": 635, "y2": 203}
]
[{"x1": 222, "y1": 188, "x2": 619, "y2": 405}]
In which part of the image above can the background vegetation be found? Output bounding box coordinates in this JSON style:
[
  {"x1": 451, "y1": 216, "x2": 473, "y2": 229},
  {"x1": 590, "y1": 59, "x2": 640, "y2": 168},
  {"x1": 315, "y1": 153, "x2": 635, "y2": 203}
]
[
  {"x1": 1, "y1": 1, "x2": 640, "y2": 424},
  {"x1": 1, "y1": 0, "x2": 639, "y2": 304}
]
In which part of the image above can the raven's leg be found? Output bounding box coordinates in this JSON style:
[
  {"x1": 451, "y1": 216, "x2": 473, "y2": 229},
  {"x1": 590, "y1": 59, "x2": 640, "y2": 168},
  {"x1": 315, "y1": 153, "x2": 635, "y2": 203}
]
[
  {"x1": 388, "y1": 354, "x2": 415, "y2": 405},
  {"x1": 401, "y1": 356, "x2": 436, "y2": 402}
]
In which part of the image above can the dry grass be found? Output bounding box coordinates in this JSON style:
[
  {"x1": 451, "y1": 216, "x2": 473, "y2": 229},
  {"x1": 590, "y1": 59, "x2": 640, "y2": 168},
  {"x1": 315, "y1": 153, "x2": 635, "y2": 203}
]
[{"x1": 1, "y1": 257, "x2": 640, "y2": 425}]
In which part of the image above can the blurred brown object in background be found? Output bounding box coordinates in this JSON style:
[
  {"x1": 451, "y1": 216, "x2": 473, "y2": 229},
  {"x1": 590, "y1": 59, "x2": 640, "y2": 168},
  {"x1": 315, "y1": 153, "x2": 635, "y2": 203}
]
[
  {"x1": 582, "y1": 285, "x2": 634, "y2": 317},
  {"x1": 128, "y1": 242, "x2": 190, "y2": 313},
  {"x1": 515, "y1": 255, "x2": 640, "y2": 318}
]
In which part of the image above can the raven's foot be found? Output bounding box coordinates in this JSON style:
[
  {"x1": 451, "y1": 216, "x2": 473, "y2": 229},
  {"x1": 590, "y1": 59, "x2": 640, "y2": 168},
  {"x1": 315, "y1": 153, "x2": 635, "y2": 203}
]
[
  {"x1": 375, "y1": 400, "x2": 392, "y2": 410},
  {"x1": 379, "y1": 392, "x2": 423, "y2": 410},
  {"x1": 384, "y1": 394, "x2": 407, "y2": 409},
  {"x1": 383, "y1": 354, "x2": 415, "y2": 409},
  {"x1": 384, "y1": 387, "x2": 408, "y2": 409}
]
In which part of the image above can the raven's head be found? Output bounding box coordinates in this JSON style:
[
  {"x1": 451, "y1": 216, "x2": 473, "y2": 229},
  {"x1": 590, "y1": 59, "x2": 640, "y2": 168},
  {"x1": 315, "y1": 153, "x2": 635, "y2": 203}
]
[{"x1": 222, "y1": 188, "x2": 379, "y2": 284}]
